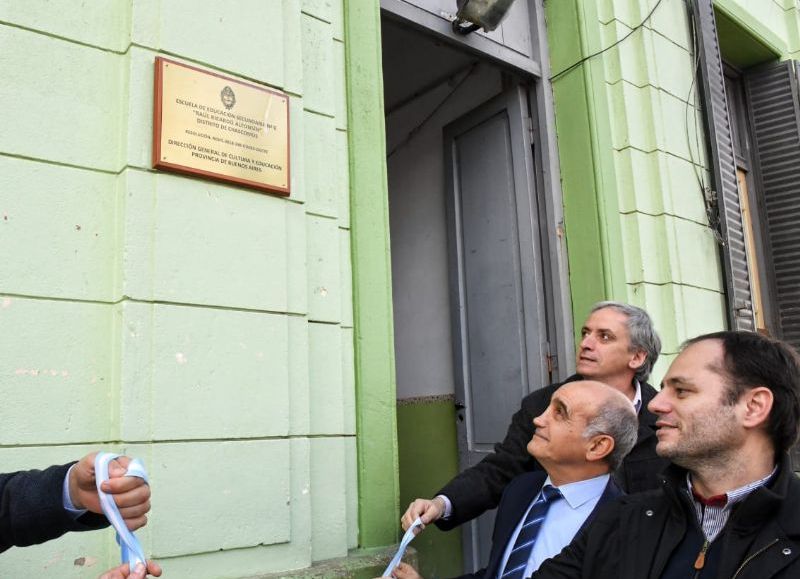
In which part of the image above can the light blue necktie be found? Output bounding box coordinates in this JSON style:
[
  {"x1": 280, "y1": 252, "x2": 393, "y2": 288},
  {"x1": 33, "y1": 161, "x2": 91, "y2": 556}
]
[
  {"x1": 94, "y1": 452, "x2": 149, "y2": 569},
  {"x1": 501, "y1": 485, "x2": 562, "y2": 579}
]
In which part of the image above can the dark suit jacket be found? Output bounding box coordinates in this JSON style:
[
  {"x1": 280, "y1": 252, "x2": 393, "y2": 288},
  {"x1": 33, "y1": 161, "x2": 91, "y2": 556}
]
[
  {"x1": 531, "y1": 456, "x2": 800, "y2": 579},
  {"x1": 454, "y1": 471, "x2": 623, "y2": 579},
  {"x1": 0, "y1": 462, "x2": 108, "y2": 552},
  {"x1": 437, "y1": 375, "x2": 669, "y2": 530}
]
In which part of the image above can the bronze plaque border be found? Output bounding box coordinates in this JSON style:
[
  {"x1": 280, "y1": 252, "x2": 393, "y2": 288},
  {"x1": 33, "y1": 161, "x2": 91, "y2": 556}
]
[{"x1": 152, "y1": 56, "x2": 291, "y2": 197}]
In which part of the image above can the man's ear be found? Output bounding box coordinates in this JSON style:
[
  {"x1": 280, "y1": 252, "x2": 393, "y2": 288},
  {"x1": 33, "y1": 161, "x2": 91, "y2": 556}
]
[
  {"x1": 628, "y1": 350, "x2": 646, "y2": 371},
  {"x1": 740, "y1": 386, "x2": 774, "y2": 430},
  {"x1": 586, "y1": 434, "x2": 615, "y2": 463}
]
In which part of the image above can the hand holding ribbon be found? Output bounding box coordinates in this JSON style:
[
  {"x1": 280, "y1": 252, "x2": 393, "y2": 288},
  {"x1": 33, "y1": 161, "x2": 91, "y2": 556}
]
[
  {"x1": 94, "y1": 453, "x2": 150, "y2": 570},
  {"x1": 382, "y1": 517, "x2": 424, "y2": 578}
]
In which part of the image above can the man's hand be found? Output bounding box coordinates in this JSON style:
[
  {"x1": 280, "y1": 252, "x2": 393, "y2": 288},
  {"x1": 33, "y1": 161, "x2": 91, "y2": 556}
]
[
  {"x1": 400, "y1": 497, "x2": 445, "y2": 532},
  {"x1": 69, "y1": 453, "x2": 151, "y2": 531},
  {"x1": 98, "y1": 561, "x2": 162, "y2": 579},
  {"x1": 392, "y1": 562, "x2": 423, "y2": 579}
]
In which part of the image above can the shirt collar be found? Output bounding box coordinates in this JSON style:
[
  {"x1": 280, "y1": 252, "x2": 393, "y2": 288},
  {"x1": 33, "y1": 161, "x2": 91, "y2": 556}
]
[
  {"x1": 685, "y1": 464, "x2": 778, "y2": 508},
  {"x1": 632, "y1": 379, "x2": 642, "y2": 413},
  {"x1": 543, "y1": 473, "x2": 610, "y2": 509}
]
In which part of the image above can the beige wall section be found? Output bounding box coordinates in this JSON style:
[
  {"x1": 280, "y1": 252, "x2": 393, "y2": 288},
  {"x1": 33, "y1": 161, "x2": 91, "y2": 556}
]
[
  {"x1": 0, "y1": 1, "x2": 356, "y2": 577},
  {"x1": 551, "y1": 0, "x2": 800, "y2": 382}
]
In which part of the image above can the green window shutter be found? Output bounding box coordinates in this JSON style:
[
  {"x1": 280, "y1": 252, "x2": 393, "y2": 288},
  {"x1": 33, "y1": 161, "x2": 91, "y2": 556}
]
[
  {"x1": 692, "y1": 0, "x2": 755, "y2": 331},
  {"x1": 745, "y1": 61, "x2": 800, "y2": 348}
]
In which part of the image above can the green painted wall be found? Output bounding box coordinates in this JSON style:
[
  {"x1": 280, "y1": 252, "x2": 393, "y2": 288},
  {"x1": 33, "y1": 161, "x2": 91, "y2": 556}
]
[
  {"x1": 546, "y1": 0, "x2": 800, "y2": 379},
  {"x1": 545, "y1": 0, "x2": 627, "y2": 329},
  {"x1": 397, "y1": 399, "x2": 463, "y2": 579},
  {"x1": 344, "y1": 0, "x2": 401, "y2": 551},
  {"x1": 0, "y1": 0, "x2": 400, "y2": 576}
]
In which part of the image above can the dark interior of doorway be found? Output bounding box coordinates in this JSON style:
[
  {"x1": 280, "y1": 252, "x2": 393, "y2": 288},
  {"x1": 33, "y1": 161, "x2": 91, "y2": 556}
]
[{"x1": 382, "y1": 15, "x2": 526, "y2": 578}]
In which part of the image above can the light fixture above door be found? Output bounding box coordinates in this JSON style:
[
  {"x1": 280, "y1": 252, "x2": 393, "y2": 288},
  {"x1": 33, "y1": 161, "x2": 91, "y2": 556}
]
[{"x1": 452, "y1": 0, "x2": 517, "y2": 34}]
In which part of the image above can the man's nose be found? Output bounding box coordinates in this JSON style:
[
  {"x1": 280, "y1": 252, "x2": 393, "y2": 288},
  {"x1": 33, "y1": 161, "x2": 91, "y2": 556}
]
[{"x1": 647, "y1": 390, "x2": 669, "y2": 415}]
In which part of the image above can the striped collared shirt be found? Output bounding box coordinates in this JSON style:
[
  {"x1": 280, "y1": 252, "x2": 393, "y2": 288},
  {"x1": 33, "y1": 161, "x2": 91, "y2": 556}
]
[{"x1": 685, "y1": 465, "x2": 778, "y2": 542}]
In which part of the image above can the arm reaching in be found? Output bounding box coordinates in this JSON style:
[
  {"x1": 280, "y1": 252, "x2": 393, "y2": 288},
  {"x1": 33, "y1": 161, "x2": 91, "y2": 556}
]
[
  {"x1": 434, "y1": 386, "x2": 556, "y2": 529},
  {"x1": 1, "y1": 463, "x2": 106, "y2": 551},
  {"x1": 400, "y1": 497, "x2": 446, "y2": 532}
]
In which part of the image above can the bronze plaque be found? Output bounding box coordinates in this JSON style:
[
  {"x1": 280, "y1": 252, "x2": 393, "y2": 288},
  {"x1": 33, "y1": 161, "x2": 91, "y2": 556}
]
[{"x1": 153, "y1": 57, "x2": 290, "y2": 196}]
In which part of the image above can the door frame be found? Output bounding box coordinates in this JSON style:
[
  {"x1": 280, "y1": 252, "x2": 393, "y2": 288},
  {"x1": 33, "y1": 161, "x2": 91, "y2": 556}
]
[
  {"x1": 351, "y1": 0, "x2": 574, "y2": 559},
  {"x1": 443, "y1": 82, "x2": 567, "y2": 571}
]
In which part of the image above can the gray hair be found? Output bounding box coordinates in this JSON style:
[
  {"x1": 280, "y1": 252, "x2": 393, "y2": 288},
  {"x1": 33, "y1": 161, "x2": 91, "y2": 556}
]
[
  {"x1": 591, "y1": 301, "x2": 662, "y2": 383},
  {"x1": 583, "y1": 397, "x2": 638, "y2": 471}
]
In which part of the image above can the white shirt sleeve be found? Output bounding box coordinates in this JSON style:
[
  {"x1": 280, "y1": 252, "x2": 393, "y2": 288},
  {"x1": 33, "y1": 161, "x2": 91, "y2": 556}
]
[
  {"x1": 435, "y1": 494, "x2": 453, "y2": 519},
  {"x1": 62, "y1": 464, "x2": 88, "y2": 519}
]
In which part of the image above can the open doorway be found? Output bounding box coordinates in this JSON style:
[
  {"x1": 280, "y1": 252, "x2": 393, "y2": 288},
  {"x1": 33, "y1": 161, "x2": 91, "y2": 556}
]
[{"x1": 381, "y1": 11, "x2": 569, "y2": 575}]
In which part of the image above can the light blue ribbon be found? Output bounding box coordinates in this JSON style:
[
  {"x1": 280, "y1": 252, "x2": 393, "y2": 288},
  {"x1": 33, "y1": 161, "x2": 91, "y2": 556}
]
[
  {"x1": 94, "y1": 452, "x2": 149, "y2": 569},
  {"x1": 382, "y1": 517, "x2": 423, "y2": 577}
]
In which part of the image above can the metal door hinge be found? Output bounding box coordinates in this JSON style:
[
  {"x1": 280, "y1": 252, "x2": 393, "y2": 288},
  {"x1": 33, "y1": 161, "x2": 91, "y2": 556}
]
[
  {"x1": 546, "y1": 353, "x2": 558, "y2": 375},
  {"x1": 526, "y1": 116, "x2": 535, "y2": 142}
]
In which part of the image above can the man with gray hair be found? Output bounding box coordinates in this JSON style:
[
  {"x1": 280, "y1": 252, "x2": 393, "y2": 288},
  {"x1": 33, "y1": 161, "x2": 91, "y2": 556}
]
[
  {"x1": 392, "y1": 381, "x2": 638, "y2": 579},
  {"x1": 531, "y1": 331, "x2": 800, "y2": 579},
  {"x1": 401, "y1": 301, "x2": 669, "y2": 534}
]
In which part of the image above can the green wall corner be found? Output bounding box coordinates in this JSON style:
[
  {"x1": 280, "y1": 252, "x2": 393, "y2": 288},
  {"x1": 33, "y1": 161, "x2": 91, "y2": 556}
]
[
  {"x1": 715, "y1": 1, "x2": 788, "y2": 61},
  {"x1": 545, "y1": 0, "x2": 628, "y2": 334},
  {"x1": 344, "y1": 0, "x2": 401, "y2": 550},
  {"x1": 715, "y1": 8, "x2": 780, "y2": 68}
]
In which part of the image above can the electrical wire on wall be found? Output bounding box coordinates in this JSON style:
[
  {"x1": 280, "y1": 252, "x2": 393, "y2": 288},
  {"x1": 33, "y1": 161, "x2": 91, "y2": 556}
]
[
  {"x1": 547, "y1": 0, "x2": 724, "y2": 245},
  {"x1": 389, "y1": 0, "x2": 666, "y2": 159},
  {"x1": 683, "y1": 0, "x2": 724, "y2": 245},
  {"x1": 549, "y1": 0, "x2": 667, "y2": 83},
  {"x1": 387, "y1": 62, "x2": 479, "y2": 159}
]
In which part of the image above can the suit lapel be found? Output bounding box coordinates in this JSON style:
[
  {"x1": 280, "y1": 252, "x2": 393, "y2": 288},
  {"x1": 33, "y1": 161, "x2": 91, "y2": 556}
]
[
  {"x1": 637, "y1": 382, "x2": 659, "y2": 444},
  {"x1": 484, "y1": 472, "x2": 548, "y2": 578}
]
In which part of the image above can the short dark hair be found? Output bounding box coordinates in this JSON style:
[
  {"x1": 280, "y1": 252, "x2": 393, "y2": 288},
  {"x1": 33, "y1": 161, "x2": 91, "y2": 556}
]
[
  {"x1": 685, "y1": 331, "x2": 800, "y2": 455},
  {"x1": 591, "y1": 301, "x2": 662, "y2": 383}
]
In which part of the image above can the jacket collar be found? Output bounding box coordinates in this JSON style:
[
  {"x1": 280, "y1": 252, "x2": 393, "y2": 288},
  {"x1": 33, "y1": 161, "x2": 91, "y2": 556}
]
[
  {"x1": 637, "y1": 381, "x2": 659, "y2": 440},
  {"x1": 659, "y1": 454, "x2": 800, "y2": 537}
]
